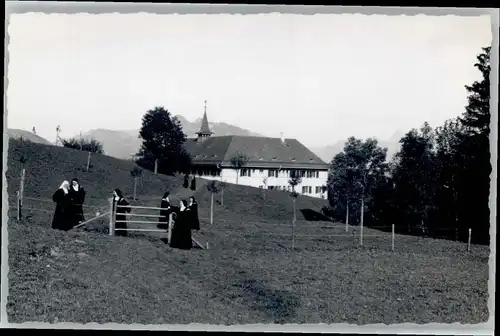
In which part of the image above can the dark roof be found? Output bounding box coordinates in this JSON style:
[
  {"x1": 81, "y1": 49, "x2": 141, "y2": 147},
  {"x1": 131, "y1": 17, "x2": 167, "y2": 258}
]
[
  {"x1": 184, "y1": 135, "x2": 330, "y2": 170},
  {"x1": 196, "y1": 111, "x2": 213, "y2": 136}
]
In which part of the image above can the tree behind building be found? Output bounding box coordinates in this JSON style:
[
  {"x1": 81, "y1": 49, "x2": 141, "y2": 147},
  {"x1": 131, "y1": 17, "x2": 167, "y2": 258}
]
[{"x1": 136, "y1": 106, "x2": 192, "y2": 175}]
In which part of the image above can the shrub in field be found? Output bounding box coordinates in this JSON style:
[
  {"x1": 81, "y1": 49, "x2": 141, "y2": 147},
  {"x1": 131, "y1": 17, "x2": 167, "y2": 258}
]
[
  {"x1": 61, "y1": 137, "x2": 104, "y2": 154},
  {"x1": 321, "y1": 206, "x2": 335, "y2": 219}
]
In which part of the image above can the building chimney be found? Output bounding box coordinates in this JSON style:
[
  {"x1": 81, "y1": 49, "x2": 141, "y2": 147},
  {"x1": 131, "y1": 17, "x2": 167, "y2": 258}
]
[{"x1": 280, "y1": 132, "x2": 285, "y2": 144}]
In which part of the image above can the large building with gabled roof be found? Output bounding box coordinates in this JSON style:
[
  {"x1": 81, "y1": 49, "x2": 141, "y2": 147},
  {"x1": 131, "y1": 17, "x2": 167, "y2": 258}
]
[{"x1": 183, "y1": 102, "x2": 330, "y2": 198}]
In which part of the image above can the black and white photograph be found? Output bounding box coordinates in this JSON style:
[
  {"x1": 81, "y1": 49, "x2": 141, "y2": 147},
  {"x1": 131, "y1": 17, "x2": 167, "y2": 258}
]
[{"x1": 2, "y1": 2, "x2": 497, "y2": 332}]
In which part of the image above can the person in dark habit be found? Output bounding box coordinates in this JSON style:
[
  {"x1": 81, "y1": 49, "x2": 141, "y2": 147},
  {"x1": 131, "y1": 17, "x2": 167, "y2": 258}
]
[
  {"x1": 52, "y1": 180, "x2": 72, "y2": 231},
  {"x1": 158, "y1": 191, "x2": 172, "y2": 230},
  {"x1": 187, "y1": 196, "x2": 200, "y2": 231},
  {"x1": 190, "y1": 175, "x2": 197, "y2": 190},
  {"x1": 68, "y1": 178, "x2": 86, "y2": 228},
  {"x1": 113, "y1": 188, "x2": 131, "y2": 237},
  {"x1": 169, "y1": 200, "x2": 192, "y2": 250}
]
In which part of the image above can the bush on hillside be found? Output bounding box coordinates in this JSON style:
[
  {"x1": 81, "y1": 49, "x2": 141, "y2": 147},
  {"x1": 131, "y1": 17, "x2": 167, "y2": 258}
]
[{"x1": 61, "y1": 137, "x2": 104, "y2": 154}]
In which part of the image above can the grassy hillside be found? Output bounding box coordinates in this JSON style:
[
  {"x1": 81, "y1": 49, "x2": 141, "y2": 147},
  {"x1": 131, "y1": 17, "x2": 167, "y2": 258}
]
[
  {"x1": 5, "y1": 139, "x2": 490, "y2": 325},
  {"x1": 6, "y1": 139, "x2": 182, "y2": 209},
  {"x1": 6, "y1": 129, "x2": 53, "y2": 146},
  {"x1": 6, "y1": 138, "x2": 328, "y2": 226},
  {"x1": 6, "y1": 139, "x2": 328, "y2": 229}
]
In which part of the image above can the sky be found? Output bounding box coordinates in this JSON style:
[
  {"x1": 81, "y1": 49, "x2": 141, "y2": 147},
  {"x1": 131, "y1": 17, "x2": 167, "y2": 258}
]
[{"x1": 6, "y1": 12, "x2": 492, "y2": 148}]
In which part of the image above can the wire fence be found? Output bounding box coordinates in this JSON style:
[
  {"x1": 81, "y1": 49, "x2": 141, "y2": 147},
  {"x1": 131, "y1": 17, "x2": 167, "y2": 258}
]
[{"x1": 8, "y1": 192, "x2": 475, "y2": 253}]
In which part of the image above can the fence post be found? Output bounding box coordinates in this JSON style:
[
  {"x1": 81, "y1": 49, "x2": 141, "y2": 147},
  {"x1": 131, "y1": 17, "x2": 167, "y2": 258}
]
[
  {"x1": 20, "y1": 168, "x2": 25, "y2": 209},
  {"x1": 360, "y1": 197, "x2": 364, "y2": 246},
  {"x1": 108, "y1": 197, "x2": 115, "y2": 236},
  {"x1": 345, "y1": 203, "x2": 349, "y2": 232},
  {"x1": 210, "y1": 193, "x2": 214, "y2": 225},
  {"x1": 154, "y1": 159, "x2": 158, "y2": 175},
  {"x1": 86, "y1": 152, "x2": 91, "y2": 172},
  {"x1": 16, "y1": 190, "x2": 21, "y2": 221},
  {"x1": 391, "y1": 224, "x2": 395, "y2": 251},
  {"x1": 168, "y1": 213, "x2": 173, "y2": 244},
  {"x1": 467, "y1": 228, "x2": 472, "y2": 252}
]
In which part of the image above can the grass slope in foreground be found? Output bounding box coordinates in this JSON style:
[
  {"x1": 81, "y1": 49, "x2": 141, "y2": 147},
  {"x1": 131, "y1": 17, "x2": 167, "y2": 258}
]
[{"x1": 6, "y1": 139, "x2": 491, "y2": 324}]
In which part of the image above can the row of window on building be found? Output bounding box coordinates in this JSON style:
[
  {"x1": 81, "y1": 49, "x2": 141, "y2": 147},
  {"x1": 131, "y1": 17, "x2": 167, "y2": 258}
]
[
  {"x1": 260, "y1": 185, "x2": 324, "y2": 194},
  {"x1": 240, "y1": 168, "x2": 320, "y2": 178},
  {"x1": 190, "y1": 168, "x2": 322, "y2": 179},
  {"x1": 191, "y1": 169, "x2": 221, "y2": 177}
]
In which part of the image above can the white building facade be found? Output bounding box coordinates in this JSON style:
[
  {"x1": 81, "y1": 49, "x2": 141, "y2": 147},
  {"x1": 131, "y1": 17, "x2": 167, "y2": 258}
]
[
  {"x1": 184, "y1": 109, "x2": 330, "y2": 199},
  {"x1": 190, "y1": 166, "x2": 329, "y2": 198}
]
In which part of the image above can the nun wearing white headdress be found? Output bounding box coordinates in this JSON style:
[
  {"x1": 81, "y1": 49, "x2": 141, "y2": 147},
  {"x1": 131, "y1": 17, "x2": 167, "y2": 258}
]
[{"x1": 52, "y1": 180, "x2": 72, "y2": 231}]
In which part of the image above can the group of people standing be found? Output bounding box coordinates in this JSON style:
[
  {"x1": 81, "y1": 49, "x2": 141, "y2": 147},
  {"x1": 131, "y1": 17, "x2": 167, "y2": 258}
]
[
  {"x1": 157, "y1": 192, "x2": 200, "y2": 250},
  {"x1": 52, "y1": 183, "x2": 200, "y2": 250},
  {"x1": 52, "y1": 178, "x2": 86, "y2": 231},
  {"x1": 110, "y1": 190, "x2": 200, "y2": 250}
]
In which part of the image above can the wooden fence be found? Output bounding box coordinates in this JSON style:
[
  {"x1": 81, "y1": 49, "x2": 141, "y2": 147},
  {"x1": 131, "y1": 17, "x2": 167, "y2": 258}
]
[{"x1": 112, "y1": 200, "x2": 207, "y2": 249}]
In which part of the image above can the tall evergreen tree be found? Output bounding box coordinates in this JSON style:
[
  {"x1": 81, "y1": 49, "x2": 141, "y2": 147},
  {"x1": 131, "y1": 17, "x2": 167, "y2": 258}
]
[
  {"x1": 460, "y1": 46, "x2": 491, "y2": 135},
  {"x1": 456, "y1": 46, "x2": 492, "y2": 244},
  {"x1": 391, "y1": 122, "x2": 437, "y2": 235}
]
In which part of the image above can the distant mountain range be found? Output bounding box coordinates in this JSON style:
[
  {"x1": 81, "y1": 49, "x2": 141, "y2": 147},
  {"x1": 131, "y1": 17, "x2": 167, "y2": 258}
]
[
  {"x1": 310, "y1": 131, "x2": 404, "y2": 163},
  {"x1": 79, "y1": 115, "x2": 264, "y2": 159},
  {"x1": 7, "y1": 121, "x2": 404, "y2": 164}
]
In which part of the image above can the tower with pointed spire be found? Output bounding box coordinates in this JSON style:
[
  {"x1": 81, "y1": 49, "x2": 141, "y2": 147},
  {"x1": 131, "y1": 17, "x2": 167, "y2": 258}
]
[{"x1": 196, "y1": 100, "x2": 213, "y2": 142}]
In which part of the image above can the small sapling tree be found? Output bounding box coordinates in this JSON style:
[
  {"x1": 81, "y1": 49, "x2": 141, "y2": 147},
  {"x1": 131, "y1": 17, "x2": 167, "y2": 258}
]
[
  {"x1": 288, "y1": 170, "x2": 302, "y2": 223},
  {"x1": 18, "y1": 154, "x2": 28, "y2": 218},
  {"x1": 130, "y1": 167, "x2": 143, "y2": 200},
  {"x1": 262, "y1": 176, "x2": 268, "y2": 200},
  {"x1": 206, "y1": 180, "x2": 220, "y2": 225},
  {"x1": 288, "y1": 170, "x2": 302, "y2": 251},
  {"x1": 219, "y1": 180, "x2": 227, "y2": 206},
  {"x1": 229, "y1": 152, "x2": 250, "y2": 185}
]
